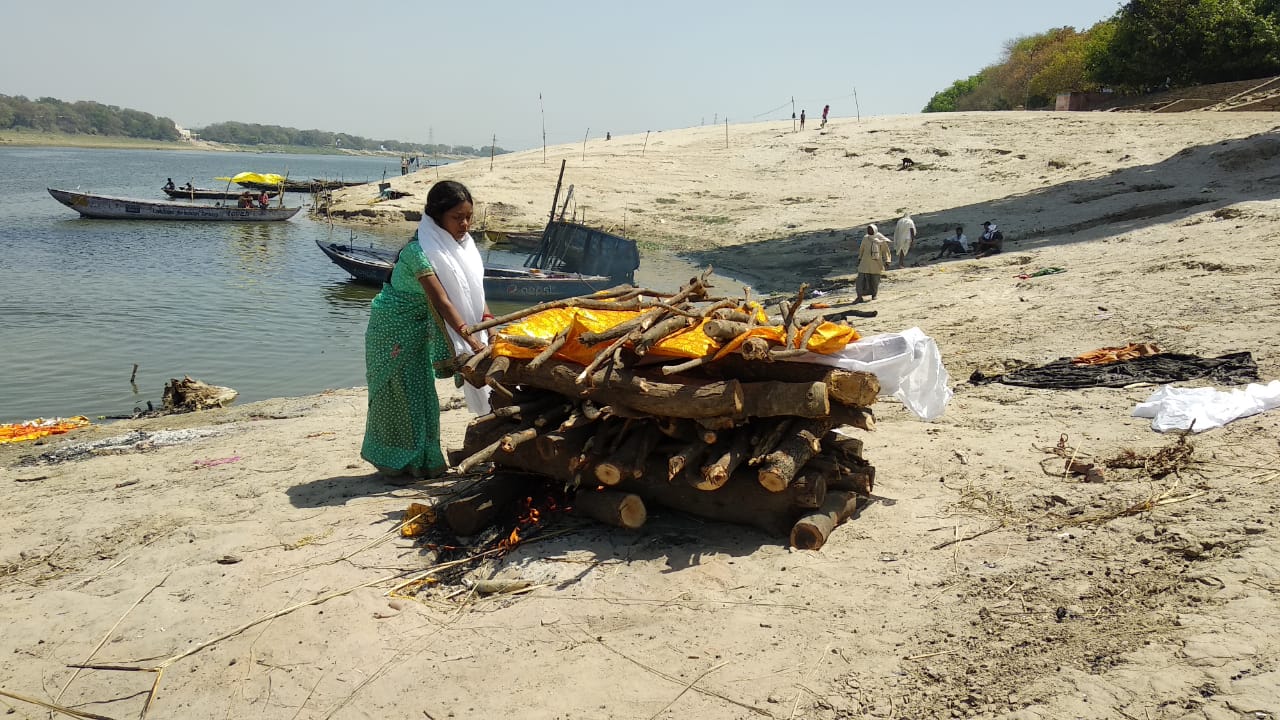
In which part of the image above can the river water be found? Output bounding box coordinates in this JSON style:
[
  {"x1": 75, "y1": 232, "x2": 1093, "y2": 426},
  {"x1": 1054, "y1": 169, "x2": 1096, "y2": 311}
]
[{"x1": 0, "y1": 147, "x2": 714, "y2": 423}]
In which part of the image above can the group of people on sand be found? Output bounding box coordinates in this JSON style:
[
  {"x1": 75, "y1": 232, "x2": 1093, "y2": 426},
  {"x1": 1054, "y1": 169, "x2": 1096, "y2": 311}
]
[
  {"x1": 853, "y1": 214, "x2": 1005, "y2": 303},
  {"x1": 797, "y1": 104, "x2": 831, "y2": 131}
]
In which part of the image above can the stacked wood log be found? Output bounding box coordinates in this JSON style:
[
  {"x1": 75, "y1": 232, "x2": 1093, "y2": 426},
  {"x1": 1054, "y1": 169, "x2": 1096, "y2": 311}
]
[{"x1": 445, "y1": 275, "x2": 879, "y2": 550}]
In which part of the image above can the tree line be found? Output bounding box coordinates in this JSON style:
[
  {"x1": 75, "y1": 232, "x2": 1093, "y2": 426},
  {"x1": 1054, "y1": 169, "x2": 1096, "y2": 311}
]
[
  {"x1": 0, "y1": 94, "x2": 180, "y2": 140},
  {"x1": 0, "y1": 94, "x2": 506, "y2": 156},
  {"x1": 194, "y1": 121, "x2": 508, "y2": 157},
  {"x1": 924, "y1": 0, "x2": 1280, "y2": 112}
]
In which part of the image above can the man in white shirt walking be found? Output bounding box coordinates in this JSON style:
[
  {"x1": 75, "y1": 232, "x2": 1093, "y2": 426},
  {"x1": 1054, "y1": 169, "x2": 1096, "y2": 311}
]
[{"x1": 891, "y1": 213, "x2": 917, "y2": 268}]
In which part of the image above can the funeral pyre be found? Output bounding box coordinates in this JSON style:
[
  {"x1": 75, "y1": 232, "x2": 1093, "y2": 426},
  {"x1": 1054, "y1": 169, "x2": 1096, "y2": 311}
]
[{"x1": 446, "y1": 273, "x2": 879, "y2": 550}]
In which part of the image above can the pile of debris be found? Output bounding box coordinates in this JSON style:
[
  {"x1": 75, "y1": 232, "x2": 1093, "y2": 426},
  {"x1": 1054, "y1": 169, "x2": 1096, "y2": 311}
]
[{"x1": 447, "y1": 273, "x2": 880, "y2": 549}]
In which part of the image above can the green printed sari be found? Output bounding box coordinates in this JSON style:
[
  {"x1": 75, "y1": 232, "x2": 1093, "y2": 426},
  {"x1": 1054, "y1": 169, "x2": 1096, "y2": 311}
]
[{"x1": 360, "y1": 238, "x2": 455, "y2": 477}]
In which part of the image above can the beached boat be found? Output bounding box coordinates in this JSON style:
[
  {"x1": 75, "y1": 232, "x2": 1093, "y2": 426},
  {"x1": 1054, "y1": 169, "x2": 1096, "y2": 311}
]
[
  {"x1": 48, "y1": 188, "x2": 300, "y2": 221},
  {"x1": 527, "y1": 220, "x2": 640, "y2": 284},
  {"x1": 162, "y1": 186, "x2": 279, "y2": 201},
  {"x1": 314, "y1": 239, "x2": 615, "y2": 302}
]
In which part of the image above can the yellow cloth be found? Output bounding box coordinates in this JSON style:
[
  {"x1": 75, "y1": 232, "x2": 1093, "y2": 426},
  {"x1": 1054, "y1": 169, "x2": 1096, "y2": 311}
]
[
  {"x1": 0, "y1": 416, "x2": 91, "y2": 445},
  {"x1": 492, "y1": 307, "x2": 859, "y2": 365},
  {"x1": 214, "y1": 172, "x2": 287, "y2": 186}
]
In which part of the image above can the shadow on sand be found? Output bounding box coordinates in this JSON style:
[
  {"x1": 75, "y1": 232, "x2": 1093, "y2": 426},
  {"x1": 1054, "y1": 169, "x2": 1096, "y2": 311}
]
[{"x1": 687, "y1": 131, "x2": 1280, "y2": 292}]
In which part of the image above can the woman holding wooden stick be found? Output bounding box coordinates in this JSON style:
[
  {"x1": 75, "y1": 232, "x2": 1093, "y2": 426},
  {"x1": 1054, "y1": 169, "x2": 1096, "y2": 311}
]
[{"x1": 361, "y1": 181, "x2": 493, "y2": 480}]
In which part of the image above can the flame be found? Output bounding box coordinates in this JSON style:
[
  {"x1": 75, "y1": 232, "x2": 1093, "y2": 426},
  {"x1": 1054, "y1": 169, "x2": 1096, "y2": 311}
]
[{"x1": 498, "y1": 495, "x2": 561, "y2": 551}]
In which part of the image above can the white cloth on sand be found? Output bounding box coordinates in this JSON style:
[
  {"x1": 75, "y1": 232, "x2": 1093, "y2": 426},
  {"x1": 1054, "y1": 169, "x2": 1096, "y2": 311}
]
[
  {"x1": 1132, "y1": 381, "x2": 1280, "y2": 432},
  {"x1": 417, "y1": 215, "x2": 491, "y2": 414},
  {"x1": 782, "y1": 327, "x2": 953, "y2": 421}
]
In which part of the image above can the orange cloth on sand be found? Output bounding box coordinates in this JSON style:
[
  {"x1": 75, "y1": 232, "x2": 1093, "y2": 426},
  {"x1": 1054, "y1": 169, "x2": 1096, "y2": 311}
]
[
  {"x1": 1071, "y1": 343, "x2": 1161, "y2": 366},
  {"x1": 0, "y1": 416, "x2": 91, "y2": 445},
  {"x1": 492, "y1": 306, "x2": 859, "y2": 365}
]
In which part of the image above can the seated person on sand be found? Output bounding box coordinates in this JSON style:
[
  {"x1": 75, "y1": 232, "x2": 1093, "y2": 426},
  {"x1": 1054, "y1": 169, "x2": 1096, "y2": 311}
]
[
  {"x1": 974, "y1": 221, "x2": 1004, "y2": 257},
  {"x1": 934, "y1": 226, "x2": 969, "y2": 258}
]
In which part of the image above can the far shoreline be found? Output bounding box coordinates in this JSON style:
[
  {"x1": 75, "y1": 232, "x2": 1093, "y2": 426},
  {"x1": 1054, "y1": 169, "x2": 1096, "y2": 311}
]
[{"x1": 0, "y1": 129, "x2": 477, "y2": 161}]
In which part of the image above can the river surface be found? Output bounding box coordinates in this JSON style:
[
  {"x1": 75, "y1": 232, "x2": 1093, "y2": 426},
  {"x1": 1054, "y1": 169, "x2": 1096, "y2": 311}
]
[{"x1": 0, "y1": 147, "x2": 715, "y2": 423}]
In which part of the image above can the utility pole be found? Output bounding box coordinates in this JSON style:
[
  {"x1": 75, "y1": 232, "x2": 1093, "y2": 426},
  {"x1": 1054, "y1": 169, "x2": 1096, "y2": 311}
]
[
  {"x1": 540, "y1": 92, "x2": 547, "y2": 164},
  {"x1": 853, "y1": 87, "x2": 862, "y2": 122},
  {"x1": 791, "y1": 96, "x2": 796, "y2": 132}
]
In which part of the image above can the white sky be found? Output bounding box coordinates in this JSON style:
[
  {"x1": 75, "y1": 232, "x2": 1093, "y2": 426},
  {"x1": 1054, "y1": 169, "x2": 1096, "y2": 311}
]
[{"x1": 0, "y1": 0, "x2": 1124, "y2": 150}]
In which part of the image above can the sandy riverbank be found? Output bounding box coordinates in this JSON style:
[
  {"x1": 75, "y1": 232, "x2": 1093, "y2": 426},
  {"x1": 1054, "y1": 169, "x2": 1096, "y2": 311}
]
[{"x1": 3, "y1": 112, "x2": 1279, "y2": 719}]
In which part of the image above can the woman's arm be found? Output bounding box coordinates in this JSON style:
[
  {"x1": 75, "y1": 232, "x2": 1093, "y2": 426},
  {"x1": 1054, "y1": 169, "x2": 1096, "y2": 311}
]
[{"x1": 418, "y1": 273, "x2": 486, "y2": 352}]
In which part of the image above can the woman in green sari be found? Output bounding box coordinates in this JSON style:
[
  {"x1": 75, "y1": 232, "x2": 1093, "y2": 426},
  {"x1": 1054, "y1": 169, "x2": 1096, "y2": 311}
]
[{"x1": 361, "y1": 181, "x2": 491, "y2": 478}]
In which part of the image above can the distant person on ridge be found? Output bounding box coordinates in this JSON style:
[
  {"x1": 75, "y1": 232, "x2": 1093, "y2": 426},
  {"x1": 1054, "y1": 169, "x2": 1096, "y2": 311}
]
[
  {"x1": 800, "y1": 109, "x2": 806, "y2": 130},
  {"x1": 821, "y1": 105, "x2": 830, "y2": 128}
]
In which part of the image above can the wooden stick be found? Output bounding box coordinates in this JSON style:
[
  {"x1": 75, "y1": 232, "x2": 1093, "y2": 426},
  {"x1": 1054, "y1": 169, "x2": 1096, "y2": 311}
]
[
  {"x1": 577, "y1": 308, "x2": 662, "y2": 346},
  {"x1": 595, "y1": 423, "x2": 661, "y2": 485},
  {"x1": 635, "y1": 315, "x2": 695, "y2": 356},
  {"x1": 527, "y1": 328, "x2": 570, "y2": 370},
  {"x1": 749, "y1": 418, "x2": 793, "y2": 466},
  {"x1": 660, "y1": 354, "x2": 713, "y2": 376},
  {"x1": 758, "y1": 418, "x2": 832, "y2": 492},
  {"x1": 696, "y1": 431, "x2": 751, "y2": 491},
  {"x1": 0, "y1": 689, "x2": 121, "y2": 720},
  {"x1": 783, "y1": 283, "x2": 809, "y2": 347},
  {"x1": 573, "y1": 488, "x2": 647, "y2": 529},
  {"x1": 790, "y1": 491, "x2": 858, "y2": 550},
  {"x1": 499, "y1": 428, "x2": 539, "y2": 453},
  {"x1": 456, "y1": 438, "x2": 502, "y2": 473},
  {"x1": 668, "y1": 442, "x2": 708, "y2": 482}
]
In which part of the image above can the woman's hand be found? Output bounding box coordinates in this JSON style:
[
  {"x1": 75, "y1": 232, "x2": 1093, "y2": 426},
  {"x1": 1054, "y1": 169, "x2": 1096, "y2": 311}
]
[{"x1": 466, "y1": 335, "x2": 486, "y2": 353}]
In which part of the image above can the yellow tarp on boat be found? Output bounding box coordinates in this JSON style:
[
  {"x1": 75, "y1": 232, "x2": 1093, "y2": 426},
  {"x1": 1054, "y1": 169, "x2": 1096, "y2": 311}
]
[
  {"x1": 214, "y1": 172, "x2": 287, "y2": 187},
  {"x1": 0, "y1": 416, "x2": 91, "y2": 445},
  {"x1": 492, "y1": 305, "x2": 859, "y2": 365}
]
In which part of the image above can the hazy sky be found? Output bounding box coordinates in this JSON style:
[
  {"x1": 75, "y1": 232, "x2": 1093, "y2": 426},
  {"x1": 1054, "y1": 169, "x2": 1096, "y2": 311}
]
[{"x1": 0, "y1": 0, "x2": 1123, "y2": 150}]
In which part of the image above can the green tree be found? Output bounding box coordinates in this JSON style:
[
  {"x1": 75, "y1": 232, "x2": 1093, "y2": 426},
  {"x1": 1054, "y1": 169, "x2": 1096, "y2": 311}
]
[
  {"x1": 923, "y1": 72, "x2": 987, "y2": 112},
  {"x1": 1087, "y1": 0, "x2": 1280, "y2": 91}
]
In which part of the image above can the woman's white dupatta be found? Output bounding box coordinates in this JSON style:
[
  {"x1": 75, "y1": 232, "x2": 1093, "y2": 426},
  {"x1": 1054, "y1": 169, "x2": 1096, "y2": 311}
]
[{"x1": 418, "y1": 215, "x2": 491, "y2": 414}]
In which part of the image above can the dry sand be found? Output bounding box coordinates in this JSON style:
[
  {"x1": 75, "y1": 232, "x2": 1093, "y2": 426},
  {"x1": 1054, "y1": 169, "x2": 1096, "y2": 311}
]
[{"x1": 3, "y1": 112, "x2": 1280, "y2": 720}]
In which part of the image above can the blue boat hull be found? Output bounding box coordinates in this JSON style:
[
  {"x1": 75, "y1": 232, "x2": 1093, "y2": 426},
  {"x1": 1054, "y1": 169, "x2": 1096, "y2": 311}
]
[{"x1": 315, "y1": 240, "x2": 613, "y2": 302}]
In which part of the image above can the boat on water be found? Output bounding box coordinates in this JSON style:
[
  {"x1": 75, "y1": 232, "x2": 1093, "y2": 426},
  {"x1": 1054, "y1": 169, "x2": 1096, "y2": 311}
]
[
  {"x1": 314, "y1": 239, "x2": 615, "y2": 302},
  {"x1": 48, "y1": 188, "x2": 301, "y2": 221},
  {"x1": 162, "y1": 186, "x2": 279, "y2": 201}
]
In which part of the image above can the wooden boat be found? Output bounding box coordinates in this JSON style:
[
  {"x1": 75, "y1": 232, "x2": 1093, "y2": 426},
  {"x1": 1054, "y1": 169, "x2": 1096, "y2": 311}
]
[
  {"x1": 163, "y1": 186, "x2": 279, "y2": 201},
  {"x1": 315, "y1": 239, "x2": 614, "y2": 301},
  {"x1": 48, "y1": 188, "x2": 301, "y2": 221},
  {"x1": 526, "y1": 220, "x2": 640, "y2": 284}
]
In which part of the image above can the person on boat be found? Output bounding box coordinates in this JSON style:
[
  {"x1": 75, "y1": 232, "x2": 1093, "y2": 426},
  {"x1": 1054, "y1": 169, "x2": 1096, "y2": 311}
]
[
  {"x1": 238, "y1": 191, "x2": 254, "y2": 209},
  {"x1": 181, "y1": 181, "x2": 194, "y2": 191},
  {"x1": 258, "y1": 190, "x2": 270, "y2": 209},
  {"x1": 164, "y1": 178, "x2": 175, "y2": 191},
  {"x1": 361, "y1": 180, "x2": 493, "y2": 480}
]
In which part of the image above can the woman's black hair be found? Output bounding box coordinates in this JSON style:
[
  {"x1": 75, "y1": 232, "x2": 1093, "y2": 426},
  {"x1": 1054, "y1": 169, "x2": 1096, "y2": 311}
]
[
  {"x1": 393, "y1": 180, "x2": 475, "y2": 269},
  {"x1": 424, "y1": 180, "x2": 473, "y2": 224}
]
